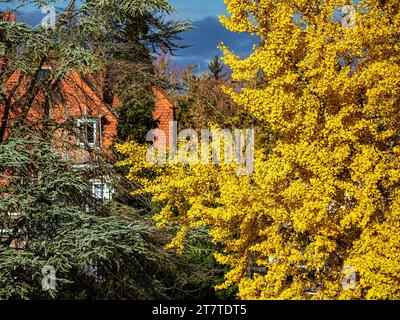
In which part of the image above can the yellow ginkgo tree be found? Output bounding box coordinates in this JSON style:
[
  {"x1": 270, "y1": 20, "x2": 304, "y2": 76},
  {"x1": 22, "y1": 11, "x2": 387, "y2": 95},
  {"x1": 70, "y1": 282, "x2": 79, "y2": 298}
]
[{"x1": 117, "y1": 0, "x2": 400, "y2": 299}]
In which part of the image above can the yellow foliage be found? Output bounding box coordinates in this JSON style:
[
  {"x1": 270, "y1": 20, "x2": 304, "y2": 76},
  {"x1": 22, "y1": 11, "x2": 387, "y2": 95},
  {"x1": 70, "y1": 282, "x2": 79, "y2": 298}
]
[{"x1": 117, "y1": 0, "x2": 400, "y2": 299}]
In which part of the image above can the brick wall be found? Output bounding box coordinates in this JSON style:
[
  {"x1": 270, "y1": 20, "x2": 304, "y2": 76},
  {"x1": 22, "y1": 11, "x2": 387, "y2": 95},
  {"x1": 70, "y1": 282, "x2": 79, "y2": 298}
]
[
  {"x1": 51, "y1": 71, "x2": 119, "y2": 162},
  {"x1": 1, "y1": 75, "x2": 175, "y2": 162},
  {"x1": 1, "y1": 11, "x2": 175, "y2": 160}
]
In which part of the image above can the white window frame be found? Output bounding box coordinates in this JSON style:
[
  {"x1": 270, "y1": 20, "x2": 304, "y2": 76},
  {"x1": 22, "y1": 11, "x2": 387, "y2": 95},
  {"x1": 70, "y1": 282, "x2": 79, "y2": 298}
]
[
  {"x1": 90, "y1": 179, "x2": 114, "y2": 202},
  {"x1": 76, "y1": 117, "x2": 99, "y2": 148}
]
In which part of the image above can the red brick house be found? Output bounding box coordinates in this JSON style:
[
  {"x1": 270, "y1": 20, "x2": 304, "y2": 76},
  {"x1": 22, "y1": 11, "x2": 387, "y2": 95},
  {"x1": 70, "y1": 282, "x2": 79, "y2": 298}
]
[
  {"x1": 1, "y1": 11, "x2": 174, "y2": 247},
  {"x1": 0, "y1": 11, "x2": 174, "y2": 195},
  {"x1": 1, "y1": 12, "x2": 174, "y2": 154}
]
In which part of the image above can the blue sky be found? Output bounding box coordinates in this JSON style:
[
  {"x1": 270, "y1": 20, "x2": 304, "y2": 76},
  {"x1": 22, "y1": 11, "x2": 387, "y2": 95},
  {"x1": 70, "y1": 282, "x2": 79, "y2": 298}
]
[
  {"x1": 0, "y1": 0, "x2": 256, "y2": 71},
  {"x1": 170, "y1": 0, "x2": 228, "y2": 20},
  {"x1": 169, "y1": 0, "x2": 256, "y2": 71}
]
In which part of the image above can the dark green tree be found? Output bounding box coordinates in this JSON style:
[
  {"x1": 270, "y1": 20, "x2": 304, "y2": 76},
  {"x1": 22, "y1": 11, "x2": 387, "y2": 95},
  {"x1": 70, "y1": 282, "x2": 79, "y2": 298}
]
[
  {"x1": 0, "y1": 131, "x2": 164, "y2": 299},
  {"x1": 208, "y1": 54, "x2": 226, "y2": 80},
  {"x1": 0, "y1": 130, "x2": 229, "y2": 299}
]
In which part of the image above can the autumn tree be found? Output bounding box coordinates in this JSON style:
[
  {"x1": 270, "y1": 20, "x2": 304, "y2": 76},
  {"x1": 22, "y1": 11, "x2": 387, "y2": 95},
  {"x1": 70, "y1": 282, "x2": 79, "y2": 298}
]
[
  {"x1": 160, "y1": 64, "x2": 255, "y2": 131},
  {"x1": 118, "y1": 0, "x2": 400, "y2": 300}
]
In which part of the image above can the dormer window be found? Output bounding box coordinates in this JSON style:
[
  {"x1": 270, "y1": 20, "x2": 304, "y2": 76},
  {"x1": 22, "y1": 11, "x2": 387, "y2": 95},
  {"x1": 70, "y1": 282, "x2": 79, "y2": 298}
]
[
  {"x1": 76, "y1": 117, "x2": 100, "y2": 147},
  {"x1": 91, "y1": 181, "x2": 114, "y2": 202},
  {"x1": 90, "y1": 177, "x2": 115, "y2": 204}
]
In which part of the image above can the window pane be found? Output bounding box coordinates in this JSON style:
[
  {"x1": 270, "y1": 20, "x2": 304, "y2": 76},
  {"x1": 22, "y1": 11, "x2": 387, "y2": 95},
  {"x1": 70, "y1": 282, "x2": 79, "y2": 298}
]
[
  {"x1": 86, "y1": 122, "x2": 96, "y2": 145},
  {"x1": 91, "y1": 182, "x2": 114, "y2": 202},
  {"x1": 77, "y1": 121, "x2": 84, "y2": 140},
  {"x1": 92, "y1": 184, "x2": 104, "y2": 200},
  {"x1": 76, "y1": 119, "x2": 98, "y2": 146}
]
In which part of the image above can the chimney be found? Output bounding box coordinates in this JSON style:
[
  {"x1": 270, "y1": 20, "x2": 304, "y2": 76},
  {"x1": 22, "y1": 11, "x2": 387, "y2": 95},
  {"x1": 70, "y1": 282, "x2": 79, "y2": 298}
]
[{"x1": 1, "y1": 11, "x2": 15, "y2": 23}]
